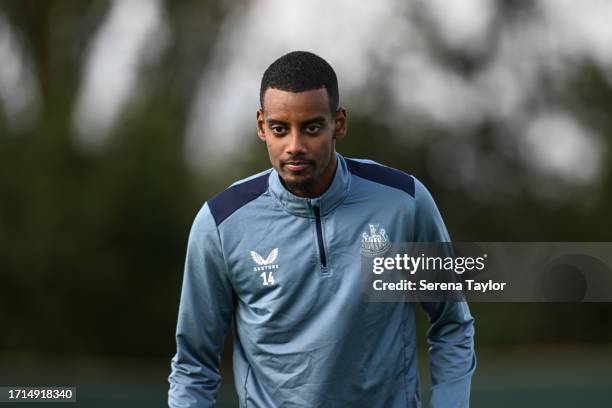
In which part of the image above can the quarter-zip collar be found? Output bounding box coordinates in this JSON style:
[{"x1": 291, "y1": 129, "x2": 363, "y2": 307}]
[{"x1": 268, "y1": 152, "x2": 351, "y2": 218}]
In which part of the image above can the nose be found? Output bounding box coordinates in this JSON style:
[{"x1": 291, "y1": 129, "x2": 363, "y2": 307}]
[{"x1": 286, "y1": 129, "x2": 306, "y2": 155}]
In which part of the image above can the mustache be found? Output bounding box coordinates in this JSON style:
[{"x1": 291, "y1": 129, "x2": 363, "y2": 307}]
[{"x1": 282, "y1": 157, "x2": 314, "y2": 165}]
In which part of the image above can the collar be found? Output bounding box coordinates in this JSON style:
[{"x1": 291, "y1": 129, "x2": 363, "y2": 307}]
[{"x1": 268, "y1": 152, "x2": 351, "y2": 218}]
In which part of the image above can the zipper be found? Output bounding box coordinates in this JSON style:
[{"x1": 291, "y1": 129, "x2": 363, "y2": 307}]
[{"x1": 312, "y1": 205, "x2": 327, "y2": 268}]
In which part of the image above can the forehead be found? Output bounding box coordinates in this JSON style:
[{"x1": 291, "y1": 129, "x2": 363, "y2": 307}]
[{"x1": 262, "y1": 88, "x2": 331, "y2": 120}]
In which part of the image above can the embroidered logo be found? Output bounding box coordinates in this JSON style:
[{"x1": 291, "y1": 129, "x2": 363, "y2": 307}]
[
  {"x1": 250, "y1": 248, "x2": 279, "y2": 286},
  {"x1": 250, "y1": 248, "x2": 278, "y2": 266},
  {"x1": 361, "y1": 224, "x2": 391, "y2": 256}
]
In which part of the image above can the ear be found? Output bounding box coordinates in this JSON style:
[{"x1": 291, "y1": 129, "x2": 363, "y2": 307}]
[
  {"x1": 334, "y1": 107, "x2": 347, "y2": 140},
  {"x1": 256, "y1": 108, "x2": 266, "y2": 142}
]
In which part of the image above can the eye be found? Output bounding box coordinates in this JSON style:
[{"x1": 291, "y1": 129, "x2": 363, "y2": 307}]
[
  {"x1": 271, "y1": 126, "x2": 287, "y2": 135},
  {"x1": 305, "y1": 124, "x2": 321, "y2": 134}
]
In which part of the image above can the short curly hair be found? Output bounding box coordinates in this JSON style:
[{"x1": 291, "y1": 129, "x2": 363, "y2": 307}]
[{"x1": 260, "y1": 51, "x2": 339, "y2": 112}]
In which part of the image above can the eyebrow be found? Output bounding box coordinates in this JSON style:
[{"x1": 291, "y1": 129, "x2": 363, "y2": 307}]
[{"x1": 265, "y1": 116, "x2": 328, "y2": 126}]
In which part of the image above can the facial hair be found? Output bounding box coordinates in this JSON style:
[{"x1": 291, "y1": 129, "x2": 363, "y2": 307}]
[{"x1": 283, "y1": 175, "x2": 317, "y2": 196}]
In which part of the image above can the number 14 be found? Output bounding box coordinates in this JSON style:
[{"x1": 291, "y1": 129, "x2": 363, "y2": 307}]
[{"x1": 260, "y1": 271, "x2": 275, "y2": 286}]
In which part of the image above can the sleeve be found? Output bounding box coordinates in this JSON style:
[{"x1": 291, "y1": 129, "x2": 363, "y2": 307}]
[
  {"x1": 168, "y1": 203, "x2": 236, "y2": 408},
  {"x1": 413, "y1": 178, "x2": 477, "y2": 408}
]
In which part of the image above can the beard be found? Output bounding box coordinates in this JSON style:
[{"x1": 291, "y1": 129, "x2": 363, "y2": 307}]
[{"x1": 283, "y1": 175, "x2": 316, "y2": 196}]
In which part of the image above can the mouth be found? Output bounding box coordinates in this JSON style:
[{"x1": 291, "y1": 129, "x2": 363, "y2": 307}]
[{"x1": 283, "y1": 160, "x2": 312, "y2": 172}]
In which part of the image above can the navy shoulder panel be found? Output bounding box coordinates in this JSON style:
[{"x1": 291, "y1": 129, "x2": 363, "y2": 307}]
[
  {"x1": 208, "y1": 172, "x2": 270, "y2": 226},
  {"x1": 346, "y1": 158, "x2": 415, "y2": 197}
]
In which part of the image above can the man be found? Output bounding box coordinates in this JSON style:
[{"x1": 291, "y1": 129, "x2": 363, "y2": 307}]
[{"x1": 168, "y1": 51, "x2": 476, "y2": 407}]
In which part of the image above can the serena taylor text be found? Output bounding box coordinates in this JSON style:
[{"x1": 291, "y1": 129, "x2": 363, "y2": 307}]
[{"x1": 373, "y1": 279, "x2": 507, "y2": 293}]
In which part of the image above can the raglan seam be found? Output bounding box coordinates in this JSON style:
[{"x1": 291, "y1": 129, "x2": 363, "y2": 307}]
[
  {"x1": 210, "y1": 170, "x2": 273, "y2": 227},
  {"x1": 214, "y1": 186, "x2": 272, "y2": 227},
  {"x1": 345, "y1": 156, "x2": 416, "y2": 198},
  {"x1": 349, "y1": 172, "x2": 416, "y2": 199}
]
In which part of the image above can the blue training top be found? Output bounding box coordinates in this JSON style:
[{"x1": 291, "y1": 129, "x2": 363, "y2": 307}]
[{"x1": 168, "y1": 152, "x2": 476, "y2": 408}]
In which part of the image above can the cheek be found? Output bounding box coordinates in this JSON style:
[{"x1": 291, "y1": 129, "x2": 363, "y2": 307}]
[
  {"x1": 266, "y1": 139, "x2": 283, "y2": 158},
  {"x1": 316, "y1": 135, "x2": 334, "y2": 156}
]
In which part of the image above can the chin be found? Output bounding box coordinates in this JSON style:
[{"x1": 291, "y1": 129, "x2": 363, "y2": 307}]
[{"x1": 285, "y1": 176, "x2": 315, "y2": 192}]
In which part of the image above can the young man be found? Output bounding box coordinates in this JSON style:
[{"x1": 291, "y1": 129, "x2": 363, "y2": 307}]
[{"x1": 168, "y1": 51, "x2": 476, "y2": 408}]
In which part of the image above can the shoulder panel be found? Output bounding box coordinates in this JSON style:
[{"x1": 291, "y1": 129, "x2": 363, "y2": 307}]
[
  {"x1": 208, "y1": 172, "x2": 270, "y2": 226},
  {"x1": 345, "y1": 158, "x2": 415, "y2": 197}
]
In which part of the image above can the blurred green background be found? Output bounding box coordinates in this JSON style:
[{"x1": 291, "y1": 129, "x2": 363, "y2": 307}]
[{"x1": 1, "y1": 0, "x2": 611, "y2": 406}]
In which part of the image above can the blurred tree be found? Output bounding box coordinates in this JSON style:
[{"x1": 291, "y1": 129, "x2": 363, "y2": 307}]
[
  {"x1": 0, "y1": 0, "x2": 245, "y2": 356},
  {"x1": 0, "y1": 0, "x2": 611, "y2": 360}
]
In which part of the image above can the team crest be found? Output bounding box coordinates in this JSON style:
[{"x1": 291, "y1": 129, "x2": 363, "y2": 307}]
[{"x1": 361, "y1": 224, "x2": 391, "y2": 256}]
